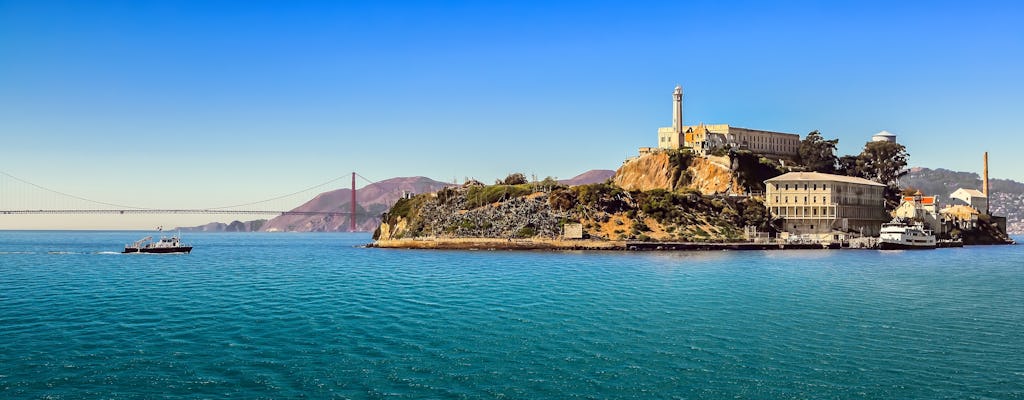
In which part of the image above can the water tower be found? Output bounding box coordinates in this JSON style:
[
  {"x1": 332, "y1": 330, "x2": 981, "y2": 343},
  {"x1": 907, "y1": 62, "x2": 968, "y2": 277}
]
[{"x1": 871, "y1": 130, "x2": 897, "y2": 143}]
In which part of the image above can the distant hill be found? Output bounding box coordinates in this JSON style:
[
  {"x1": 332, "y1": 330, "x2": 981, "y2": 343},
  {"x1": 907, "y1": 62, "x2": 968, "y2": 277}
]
[
  {"x1": 901, "y1": 167, "x2": 1024, "y2": 234},
  {"x1": 178, "y1": 176, "x2": 452, "y2": 232},
  {"x1": 179, "y1": 220, "x2": 266, "y2": 232},
  {"x1": 260, "y1": 176, "x2": 452, "y2": 232},
  {"x1": 559, "y1": 169, "x2": 615, "y2": 186}
]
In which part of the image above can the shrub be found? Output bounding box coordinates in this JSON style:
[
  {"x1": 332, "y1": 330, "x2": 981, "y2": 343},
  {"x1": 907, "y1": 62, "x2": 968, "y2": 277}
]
[
  {"x1": 498, "y1": 172, "x2": 528, "y2": 185},
  {"x1": 516, "y1": 225, "x2": 537, "y2": 238},
  {"x1": 466, "y1": 184, "x2": 533, "y2": 209}
]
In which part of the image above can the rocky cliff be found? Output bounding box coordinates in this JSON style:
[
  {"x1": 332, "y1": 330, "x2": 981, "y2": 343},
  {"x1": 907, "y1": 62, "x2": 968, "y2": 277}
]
[{"x1": 613, "y1": 151, "x2": 776, "y2": 195}]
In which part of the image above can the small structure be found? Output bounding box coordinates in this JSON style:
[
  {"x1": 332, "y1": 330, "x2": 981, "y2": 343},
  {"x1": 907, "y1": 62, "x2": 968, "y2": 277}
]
[
  {"x1": 871, "y1": 130, "x2": 897, "y2": 143},
  {"x1": 941, "y1": 205, "x2": 980, "y2": 231},
  {"x1": 949, "y1": 188, "x2": 988, "y2": 213},
  {"x1": 562, "y1": 223, "x2": 584, "y2": 239}
]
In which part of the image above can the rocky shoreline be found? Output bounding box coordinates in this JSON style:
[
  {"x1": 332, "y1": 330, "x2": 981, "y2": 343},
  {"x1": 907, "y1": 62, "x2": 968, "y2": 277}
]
[
  {"x1": 369, "y1": 237, "x2": 1013, "y2": 251},
  {"x1": 369, "y1": 238, "x2": 624, "y2": 251}
]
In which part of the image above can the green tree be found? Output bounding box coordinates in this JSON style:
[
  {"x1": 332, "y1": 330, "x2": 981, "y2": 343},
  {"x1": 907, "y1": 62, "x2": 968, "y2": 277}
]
[
  {"x1": 856, "y1": 141, "x2": 909, "y2": 187},
  {"x1": 798, "y1": 130, "x2": 839, "y2": 173},
  {"x1": 497, "y1": 172, "x2": 528, "y2": 185},
  {"x1": 836, "y1": 154, "x2": 860, "y2": 177},
  {"x1": 855, "y1": 141, "x2": 909, "y2": 208}
]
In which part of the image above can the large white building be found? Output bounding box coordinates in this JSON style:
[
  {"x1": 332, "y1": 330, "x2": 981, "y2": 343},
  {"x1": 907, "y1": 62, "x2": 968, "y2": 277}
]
[
  {"x1": 643, "y1": 85, "x2": 801, "y2": 158},
  {"x1": 765, "y1": 172, "x2": 889, "y2": 240}
]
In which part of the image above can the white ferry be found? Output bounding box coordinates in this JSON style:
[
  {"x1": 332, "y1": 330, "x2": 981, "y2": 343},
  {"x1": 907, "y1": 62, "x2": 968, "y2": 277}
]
[
  {"x1": 123, "y1": 235, "x2": 192, "y2": 254},
  {"x1": 878, "y1": 219, "x2": 936, "y2": 250}
]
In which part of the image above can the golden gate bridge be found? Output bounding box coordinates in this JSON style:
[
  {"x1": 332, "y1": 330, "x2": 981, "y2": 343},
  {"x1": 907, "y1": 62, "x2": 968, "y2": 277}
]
[{"x1": 0, "y1": 171, "x2": 380, "y2": 231}]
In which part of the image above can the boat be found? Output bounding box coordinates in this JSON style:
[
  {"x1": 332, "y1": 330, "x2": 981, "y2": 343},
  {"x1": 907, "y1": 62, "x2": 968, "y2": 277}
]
[
  {"x1": 123, "y1": 235, "x2": 192, "y2": 254},
  {"x1": 878, "y1": 219, "x2": 936, "y2": 250}
]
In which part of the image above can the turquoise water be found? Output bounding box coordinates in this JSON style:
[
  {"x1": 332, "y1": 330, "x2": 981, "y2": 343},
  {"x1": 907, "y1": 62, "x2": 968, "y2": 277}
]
[{"x1": 1, "y1": 231, "x2": 1022, "y2": 399}]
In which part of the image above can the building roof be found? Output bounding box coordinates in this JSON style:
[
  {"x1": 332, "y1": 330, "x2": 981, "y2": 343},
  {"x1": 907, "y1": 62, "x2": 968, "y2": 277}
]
[
  {"x1": 873, "y1": 130, "x2": 896, "y2": 137},
  {"x1": 903, "y1": 196, "x2": 936, "y2": 205},
  {"x1": 953, "y1": 188, "x2": 986, "y2": 197},
  {"x1": 765, "y1": 171, "x2": 885, "y2": 187}
]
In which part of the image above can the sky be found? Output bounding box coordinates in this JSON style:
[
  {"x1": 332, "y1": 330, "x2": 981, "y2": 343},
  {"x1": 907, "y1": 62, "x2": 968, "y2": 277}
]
[{"x1": 1, "y1": 0, "x2": 1022, "y2": 229}]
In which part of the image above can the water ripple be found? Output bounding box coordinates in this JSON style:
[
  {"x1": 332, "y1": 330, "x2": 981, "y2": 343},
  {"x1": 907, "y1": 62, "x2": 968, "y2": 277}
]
[{"x1": 1, "y1": 232, "x2": 1022, "y2": 398}]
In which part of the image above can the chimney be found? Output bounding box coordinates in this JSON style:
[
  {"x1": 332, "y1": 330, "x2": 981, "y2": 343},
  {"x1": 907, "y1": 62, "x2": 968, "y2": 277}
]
[{"x1": 983, "y1": 152, "x2": 990, "y2": 214}]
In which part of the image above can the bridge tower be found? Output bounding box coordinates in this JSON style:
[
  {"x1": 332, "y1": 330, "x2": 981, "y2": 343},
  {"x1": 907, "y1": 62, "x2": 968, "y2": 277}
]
[{"x1": 351, "y1": 172, "x2": 357, "y2": 232}]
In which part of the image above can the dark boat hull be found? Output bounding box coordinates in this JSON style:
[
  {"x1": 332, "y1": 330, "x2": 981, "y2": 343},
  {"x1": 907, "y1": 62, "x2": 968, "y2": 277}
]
[
  {"x1": 878, "y1": 242, "x2": 935, "y2": 250},
  {"x1": 123, "y1": 247, "x2": 192, "y2": 254}
]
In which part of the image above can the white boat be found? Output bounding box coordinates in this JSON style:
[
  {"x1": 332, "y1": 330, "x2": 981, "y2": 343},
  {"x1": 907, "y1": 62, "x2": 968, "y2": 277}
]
[
  {"x1": 123, "y1": 235, "x2": 192, "y2": 254},
  {"x1": 878, "y1": 219, "x2": 936, "y2": 250}
]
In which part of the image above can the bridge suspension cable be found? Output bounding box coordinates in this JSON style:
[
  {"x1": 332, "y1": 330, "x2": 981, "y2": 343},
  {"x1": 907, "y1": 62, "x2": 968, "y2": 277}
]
[{"x1": 0, "y1": 170, "x2": 365, "y2": 216}]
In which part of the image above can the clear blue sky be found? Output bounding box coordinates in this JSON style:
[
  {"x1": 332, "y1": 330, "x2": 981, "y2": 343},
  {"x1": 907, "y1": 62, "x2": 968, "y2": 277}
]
[{"x1": 1, "y1": 1, "x2": 1022, "y2": 229}]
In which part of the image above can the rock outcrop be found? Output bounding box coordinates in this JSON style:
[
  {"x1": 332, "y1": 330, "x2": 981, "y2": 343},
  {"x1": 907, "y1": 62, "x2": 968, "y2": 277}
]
[{"x1": 613, "y1": 152, "x2": 743, "y2": 195}]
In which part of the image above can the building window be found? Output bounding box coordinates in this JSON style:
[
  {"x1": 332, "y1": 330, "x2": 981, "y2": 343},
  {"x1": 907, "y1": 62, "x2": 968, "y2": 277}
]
[
  {"x1": 804, "y1": 184, "x2": 808, "y2": 190},
  {"x1": 810, "y1": 225, "x2": 815, "y2": 229},
  {"x1": 823, "y1": 184, "x2": 827, "y2": 190},
  {"x1": 785, "y1": 184, "x2": 789, "y2": 190},
  {"x1": 804, "y1": 196, "x2": 807, "y2": 204},
  {"x1": 775, "y1": 196, "x2": 779, "y2": 203}
]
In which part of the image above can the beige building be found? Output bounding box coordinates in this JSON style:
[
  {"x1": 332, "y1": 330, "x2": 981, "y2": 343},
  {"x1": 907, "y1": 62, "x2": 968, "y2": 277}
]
[
  {"x1": 649, "y1": 85, "x2": 800, "y2": 158},
  {"x1": 949, "y1": 188, "x2": 988, "y2": 213},
  {"x1": 765, "y1": 172, "x2": 889, "y2": 240},
  {"x1": 894, "y1": 193, "x2": 947, "y2": 235}
]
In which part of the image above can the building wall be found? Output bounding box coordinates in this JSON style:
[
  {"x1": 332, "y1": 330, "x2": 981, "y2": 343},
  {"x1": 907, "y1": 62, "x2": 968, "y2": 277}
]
[
  {"x1": 670, "y1": 124, "x2": 799, "y2": 157},
  {"x1": 894, "y1": 198, "x2": 946, "y2": 234},
  {"x1": 657, "y1": 127, "x2": 680, "y2": 150},
  {"x1": 765, "y1": 178, "x2": 887, "y2": 238},
  {"x1": 729, "y1": 127, "x2": 800, "y2": 157}
]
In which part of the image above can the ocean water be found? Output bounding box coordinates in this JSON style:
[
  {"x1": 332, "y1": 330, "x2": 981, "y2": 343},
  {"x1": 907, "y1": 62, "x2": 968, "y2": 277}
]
[{"x1": 1, "y1": 231, "x2": 1022, "y2": 399}]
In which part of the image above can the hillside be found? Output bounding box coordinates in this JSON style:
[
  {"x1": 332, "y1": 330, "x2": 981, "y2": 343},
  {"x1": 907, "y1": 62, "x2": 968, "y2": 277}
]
[
  {"x1": 374, "y1": 181, "x2": 772, "y2": 244},
  {"x1": 901, "y1": 167, "x2": 1024, "y2": 234},
  {"x1": 375, "y1": 151, "x2": 781, "y2": 245}
]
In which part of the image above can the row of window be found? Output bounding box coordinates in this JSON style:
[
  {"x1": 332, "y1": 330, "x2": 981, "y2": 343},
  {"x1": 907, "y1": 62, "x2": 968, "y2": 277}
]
[
  {"x1": 774, "y1": 183, "x2": 828, "y2": 191},
  {"x1": 772, "y1": 206, "x2": 835, "y2": 217},
  {"x1": 775, "y1": 195, "x2": 830, "y2": 204}
]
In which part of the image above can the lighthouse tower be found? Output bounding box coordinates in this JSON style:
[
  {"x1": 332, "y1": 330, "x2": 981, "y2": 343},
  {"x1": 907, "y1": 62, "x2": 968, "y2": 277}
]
[{"x1": 672, "y1": 85, "x2": 683, "y2": 135}]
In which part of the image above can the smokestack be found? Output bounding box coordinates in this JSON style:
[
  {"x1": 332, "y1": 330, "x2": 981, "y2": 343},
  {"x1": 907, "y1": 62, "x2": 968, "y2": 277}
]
[{"x1": 983, "y1": 152, "x2": 989, "y2": 214}]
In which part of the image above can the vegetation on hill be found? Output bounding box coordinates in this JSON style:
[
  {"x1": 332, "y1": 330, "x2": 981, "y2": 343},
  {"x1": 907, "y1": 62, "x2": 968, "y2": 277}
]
[{"x1": 375, "y1": 172, "x2": 776, "y2": 242}]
